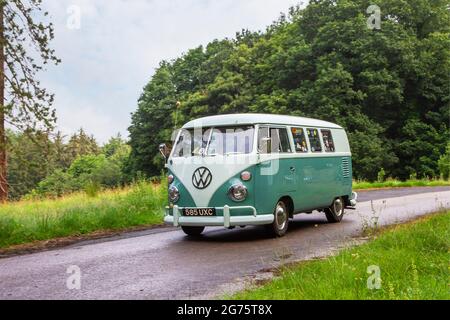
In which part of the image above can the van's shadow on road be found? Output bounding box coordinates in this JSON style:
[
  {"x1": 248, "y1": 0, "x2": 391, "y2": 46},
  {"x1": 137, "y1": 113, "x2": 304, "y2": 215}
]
[{"x1": 181, "y1": 215, "x2": 336, "y2": 243}]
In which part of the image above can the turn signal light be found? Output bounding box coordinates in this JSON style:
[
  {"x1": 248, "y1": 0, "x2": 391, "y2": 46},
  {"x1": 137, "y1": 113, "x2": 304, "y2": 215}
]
[{"x1": 240, "y1": 171, "x2": 252, "y2": 181}]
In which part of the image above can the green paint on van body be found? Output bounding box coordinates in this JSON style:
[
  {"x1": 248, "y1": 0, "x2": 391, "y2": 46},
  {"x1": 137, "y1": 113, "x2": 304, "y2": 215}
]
[
  {"x1": 165, "y1": 114, "x2": 354, "y2": 226},
  {"x1": 167, "y1": 169, "x2": 196, "y2": 214},
  {"x1": 168, "y1": 156, "x2": 352, "y2": 217},
  {"x1": 251, "y1": 156, "x2": 351, "y2": 215},
  {"x1": 207, "y1": 166, "x2": 256, "y2": 216}
]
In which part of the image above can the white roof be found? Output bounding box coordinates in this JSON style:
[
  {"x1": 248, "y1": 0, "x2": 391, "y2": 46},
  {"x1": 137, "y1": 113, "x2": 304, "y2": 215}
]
[{"x1": 182, "y1": 113, "x2": 343, "y2": 129}]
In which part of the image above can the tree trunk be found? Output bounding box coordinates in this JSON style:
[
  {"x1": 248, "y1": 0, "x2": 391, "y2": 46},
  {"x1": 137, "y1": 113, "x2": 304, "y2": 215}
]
[{"x1": 0, "y1": 2, "x2": 7, "y2": 202}]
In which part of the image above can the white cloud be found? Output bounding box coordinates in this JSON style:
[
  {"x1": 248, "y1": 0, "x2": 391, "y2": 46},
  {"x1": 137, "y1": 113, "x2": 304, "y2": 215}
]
[{"x1": 40, "y1": 0, "x2": 304, "y2": 144}]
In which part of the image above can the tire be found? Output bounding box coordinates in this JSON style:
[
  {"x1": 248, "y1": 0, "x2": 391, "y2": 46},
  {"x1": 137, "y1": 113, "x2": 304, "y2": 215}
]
[
  {"x1": 325, "y1": 197, "x2": 345, "y2": 223},
  {"x1": 266, "y1": 200, "x2": 289, "y2": 237},
  {"x1": 181, "y1": 226, "x2": 205, "y2": 236}
]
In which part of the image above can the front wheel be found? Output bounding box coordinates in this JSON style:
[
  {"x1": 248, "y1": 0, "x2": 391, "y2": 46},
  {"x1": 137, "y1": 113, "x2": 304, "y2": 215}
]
[
  {"x1": 266, "y1": 200, "x2": 289, "y2": 237},
  {"x1": 181, "y1": 226, "x2": 205, "y2": 236},
  {"x1": 325, "y1": 197, "x2": 345, "y2": 223}
]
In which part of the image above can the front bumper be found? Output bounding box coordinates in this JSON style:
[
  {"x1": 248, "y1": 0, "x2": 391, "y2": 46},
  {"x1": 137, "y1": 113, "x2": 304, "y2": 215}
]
[
  {"x1": 164, "y1": 205, "x2": 274, "y2": 228},
  {"x1": 349, "y1": 191, "x2": 358, "y2": 207}
]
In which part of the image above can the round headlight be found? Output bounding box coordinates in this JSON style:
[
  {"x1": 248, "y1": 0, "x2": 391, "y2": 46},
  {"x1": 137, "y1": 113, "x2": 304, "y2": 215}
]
[
  {"x1": 169, "y1": 186, "x2": 180, "y2": 203},
  {"x1": 168, "y1": 175, "x2": 174, "y2": 184},
  {"x1": 228, "y1": 184, "x2": 248, "y2": 202},
  {"x1": 240, "y1": 171, "x2": 252, "y2": 181}
]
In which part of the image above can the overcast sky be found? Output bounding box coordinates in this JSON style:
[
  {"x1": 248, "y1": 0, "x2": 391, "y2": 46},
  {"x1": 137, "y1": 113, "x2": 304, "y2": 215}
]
[{"x1": 40, "y1": 0, "x2": 303, "y2": 144}]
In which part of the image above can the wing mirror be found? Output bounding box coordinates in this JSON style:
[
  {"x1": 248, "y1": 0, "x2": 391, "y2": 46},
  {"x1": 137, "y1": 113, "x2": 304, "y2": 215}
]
[{"x1": 159, "y1": 143, "x2": 169, "y2": 163}]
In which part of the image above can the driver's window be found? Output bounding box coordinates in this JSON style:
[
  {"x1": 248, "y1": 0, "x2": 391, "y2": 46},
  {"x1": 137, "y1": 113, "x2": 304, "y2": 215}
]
[
  {"x1": 192, "y1": 128, "x2": 211, "y2": 156},
  {"x1": 172, "y1": 129, "x2": 191, "y2": 158}
]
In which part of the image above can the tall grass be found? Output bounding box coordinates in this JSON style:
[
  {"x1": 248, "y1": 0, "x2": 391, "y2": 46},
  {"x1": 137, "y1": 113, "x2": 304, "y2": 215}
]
[
  {"x1": 233, "y1": 212, "x2": 450, "y2": 300},
  {"x1": 0, "y1": 180, "x2": 167, "y2": 248},
  {"x1": 1, "y1": 176, "x2": 448, "y2": 250},
  {"x1": 353, "y1": 179, "x2": 450, "y2": 190}
]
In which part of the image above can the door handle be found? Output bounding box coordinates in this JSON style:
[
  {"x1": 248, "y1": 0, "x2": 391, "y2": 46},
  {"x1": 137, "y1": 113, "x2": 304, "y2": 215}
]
[{"x1": 290, "y1": 166, "x2": 296, "y2": 172}]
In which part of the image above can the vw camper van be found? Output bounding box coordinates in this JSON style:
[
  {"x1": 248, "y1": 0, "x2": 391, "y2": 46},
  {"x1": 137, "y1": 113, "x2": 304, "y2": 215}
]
[{"x1": 161, "y1": 114, "x2": 357, "y2": 237}]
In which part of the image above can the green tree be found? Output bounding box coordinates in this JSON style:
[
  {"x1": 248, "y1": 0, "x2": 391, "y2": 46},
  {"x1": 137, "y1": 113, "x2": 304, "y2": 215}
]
[
  {"x1": 66, "y1": 128, "x2": 100, "y2": 163},
  {"x1": 1, "y1": 0, "x2": 60, "y2": 201},
  {"x1": 438, "y1": 142, "x2": 450, "y2": 180},
  {"x1": 101, "y1": 134, "x2": 131, "y2": 185},
  {"x1": 128, "y1": 0, "x2": 449, "y2": 181},
  {"x1": 7, "y1": 130, "x2": 54, "y2": 199},
  {"x1": 68, "y1": 154, "x2": 107, "y2": 178},
  {"x1": 50, "y1": 131, "x2": 72, "y2": 170},
  {"x1": 102, "y1": 133, "x2": 127, "y2": 158},
  {"x1": 396, "y1": 119, "x2": 445, "y2": 179},
  {"x1": 34, "y1": 169, "x2": 78, "y2": 198},
  {"x1": 128, "y1": 63, "x2": 177, "y2": 177}
]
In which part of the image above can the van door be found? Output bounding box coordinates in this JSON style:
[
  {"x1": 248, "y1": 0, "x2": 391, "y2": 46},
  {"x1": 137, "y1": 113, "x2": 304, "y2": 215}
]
[
  {"x1": 305, "y1": 128, "x2": 326, "y2": 208},
  {"x1": 255, "y1": 126, "x2": 296, "y2": 214},
  {"x1": 290, "y1": 127, "x2": 317, "y2": 211}
]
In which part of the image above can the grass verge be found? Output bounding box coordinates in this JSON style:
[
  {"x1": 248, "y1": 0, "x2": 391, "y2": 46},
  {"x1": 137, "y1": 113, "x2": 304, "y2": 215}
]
[
  {"x1": 0, "y1": 177, "x2": 448, "y2": 251},
  {"x1": 0, "y1": 180, "x2": 167, "y2": 249},
  {"x1": 232, "y1": 211, "x2": 450, "y2": 300},
  {"x1": 353, "y1": 179, "x2": 450, "y2": 190}
]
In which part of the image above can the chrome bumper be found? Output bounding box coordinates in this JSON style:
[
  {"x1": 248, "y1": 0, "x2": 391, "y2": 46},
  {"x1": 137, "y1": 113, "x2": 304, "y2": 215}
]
[
  {"x1": 164, "y1": 205, "x2": 274, "y2": 228},
  {"x1": 349, "y1": 191, "x2": 358, "y2": 207}
]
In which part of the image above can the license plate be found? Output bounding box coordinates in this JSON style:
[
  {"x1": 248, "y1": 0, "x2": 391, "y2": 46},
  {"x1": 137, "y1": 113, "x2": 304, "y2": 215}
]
[{"x1": 182, "y1": 208, "x2": 216, "y2": 217}]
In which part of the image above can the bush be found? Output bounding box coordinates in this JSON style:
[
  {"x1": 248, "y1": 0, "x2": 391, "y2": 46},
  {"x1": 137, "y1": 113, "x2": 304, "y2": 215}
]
[
  {"x1": 34, "y1": 170, "x2": 79, "y2": 198},
  {"x1": 0, "y1": 181, "x2": 167, "y2": 248},
  {"x1": 90, "y1": 161, "x2": 123, "y2": 188},
  {"x1": 377, "y1": 168, "x2": 386, "y2": 183},
  {"x1": 68, "y1": 154, "x2": 107, "y2": 177},
  {"x1": 84, "y1": 180, "x2": 101, "y2": 198},
  {"x1": 30, "y1": 152, "x2": 129, "y2": 198},
  {"x1": 438, "y1": 143, "x2": 450, "y2": 180}
]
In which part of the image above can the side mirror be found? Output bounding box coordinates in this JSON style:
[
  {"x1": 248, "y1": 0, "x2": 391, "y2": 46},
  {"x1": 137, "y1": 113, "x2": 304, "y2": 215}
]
[{"x1": 159, "y1": 143, "x2": 169, "y2": 162}]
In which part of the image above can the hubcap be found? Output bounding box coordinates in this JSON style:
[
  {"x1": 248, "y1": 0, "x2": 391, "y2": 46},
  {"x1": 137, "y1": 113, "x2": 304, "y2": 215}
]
[
  {"x1": 334, "y1": 198, "x2": 343, "y2": 216},
  {"x1": 275, "y1": 202, "x2": 287, "y2": 230}
]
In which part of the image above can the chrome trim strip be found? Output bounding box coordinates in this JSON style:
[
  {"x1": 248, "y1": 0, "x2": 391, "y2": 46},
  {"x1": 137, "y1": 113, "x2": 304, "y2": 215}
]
[{"x1": 164, "y1": 205, "x2": 266, "y2": 227}]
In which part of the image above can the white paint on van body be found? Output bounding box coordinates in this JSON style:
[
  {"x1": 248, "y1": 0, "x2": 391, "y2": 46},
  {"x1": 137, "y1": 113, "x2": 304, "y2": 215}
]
[{"x1": 169, "y1": 114, "x2": 352, "y2": 208}]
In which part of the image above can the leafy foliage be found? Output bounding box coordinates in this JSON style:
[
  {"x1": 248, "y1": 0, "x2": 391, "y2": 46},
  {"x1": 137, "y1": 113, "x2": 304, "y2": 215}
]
[
  {"x1": 7, "y1": 130, "x2": 55, "y2": 199},
  {"x1": 0, "y1": 179, "x2": 167, "y2": 248},
  {"x1": 438, "y1": 142, "x2": 450, "y2": 180},
  {"x1": 0, "y1": 0, "x2": 61, "y2": 201},
  {"x1": 128, "y1": 0, "x2": 449, "y2": 181},
  {"x1": 2, "y1": 0, "x2": 61, "y2": 131},
  {"x1": 7, "y1": 130, "x2": 131, "y2": 199}
]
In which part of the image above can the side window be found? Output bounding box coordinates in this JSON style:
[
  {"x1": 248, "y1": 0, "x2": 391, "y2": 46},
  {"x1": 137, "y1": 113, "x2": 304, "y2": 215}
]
[
  {"x1": 273, "y1": 128, "x2": 292, "y2": 153},
  {"x1": 307, "y1": 128, "x2": 322, "y2": 153},
  {"x1": 258, "y1": 127, "x2": 292, "y2": 153},
  {"x1": 291, "y1": 127, "x2": 308, "y2": 153},
  {"x1": 321, "y1": 129, "x2": 335, "y2": 152}
]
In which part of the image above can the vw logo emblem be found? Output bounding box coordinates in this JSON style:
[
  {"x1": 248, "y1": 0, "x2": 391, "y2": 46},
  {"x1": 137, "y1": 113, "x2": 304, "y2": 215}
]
[{"x1": 192, "y1": 167, "x2": 212, "y2": 189}]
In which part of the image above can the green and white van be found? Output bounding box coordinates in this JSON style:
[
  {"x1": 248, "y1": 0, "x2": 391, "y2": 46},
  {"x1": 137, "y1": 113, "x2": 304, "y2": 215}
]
[{"x1": 161, "y1": 114, "x2": 357, "y2": 237}]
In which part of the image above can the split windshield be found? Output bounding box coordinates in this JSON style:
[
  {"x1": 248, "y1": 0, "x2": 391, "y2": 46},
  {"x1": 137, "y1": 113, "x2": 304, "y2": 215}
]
[{"x1": 172, "y1": 126, "x2": 255, "y2": 157}]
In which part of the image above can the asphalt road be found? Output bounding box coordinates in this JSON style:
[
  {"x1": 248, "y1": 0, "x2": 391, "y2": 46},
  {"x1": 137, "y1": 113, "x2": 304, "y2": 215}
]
[{"x1": 0, "y1": 187, "x2": 449, "y2": 300}]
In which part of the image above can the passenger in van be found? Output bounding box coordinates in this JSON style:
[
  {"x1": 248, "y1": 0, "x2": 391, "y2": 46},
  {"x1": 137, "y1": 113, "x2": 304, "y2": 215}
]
[{"x1": 292, "y1": 128, "x2": 308, "y2": 153}]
